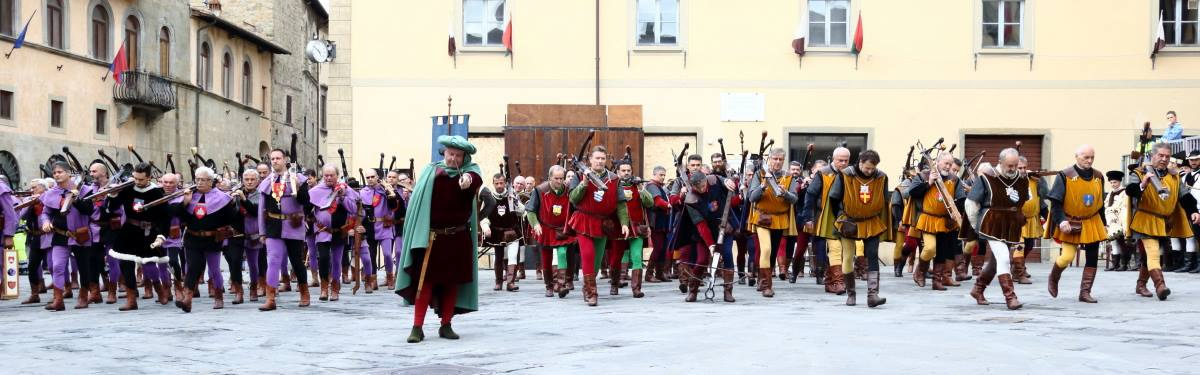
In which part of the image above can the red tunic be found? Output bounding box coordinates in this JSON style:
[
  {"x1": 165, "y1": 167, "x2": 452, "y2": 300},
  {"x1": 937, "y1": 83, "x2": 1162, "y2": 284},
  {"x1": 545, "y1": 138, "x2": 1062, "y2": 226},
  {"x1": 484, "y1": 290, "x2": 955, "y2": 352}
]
[
  {"x1": 622, "y1": 183, "x2": 646, "y2": 226},
  {"x1": 411, "y1": 170, "x2": 481, "y2": 286},
  {"x1": 568, "y1": 174, "x2": 620, "y2": 239},
  {"x1": 535, "y1": 186, "x2": 574, "y2": 246}
]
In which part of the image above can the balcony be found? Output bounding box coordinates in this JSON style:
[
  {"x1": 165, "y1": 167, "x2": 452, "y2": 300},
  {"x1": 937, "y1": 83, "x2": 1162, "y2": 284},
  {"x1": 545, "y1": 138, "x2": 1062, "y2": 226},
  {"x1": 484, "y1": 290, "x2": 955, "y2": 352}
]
[{"x1": 113, "y1": 70, "x2": 177, "y2": 112}]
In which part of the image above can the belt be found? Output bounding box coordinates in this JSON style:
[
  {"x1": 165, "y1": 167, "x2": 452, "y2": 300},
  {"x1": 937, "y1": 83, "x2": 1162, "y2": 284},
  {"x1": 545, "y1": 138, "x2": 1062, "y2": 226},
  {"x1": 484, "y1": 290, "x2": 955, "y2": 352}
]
[
  {"x1": 53, "y1": 228, "x2": 72, "y2": 237},
  {"x1": 431, "y1": 224, "x2": 470, "y2": 236},
  {"x1": 266, "y1": 212, "x2": 303, "y2": 220},
  {"x1": 1066, "y1": 209, "x2": 1102, "y2": 222},
  {"x1": 126, "y1": 219, "x2": 153, "y2": 229},
  {"x1": 989, "y1": 207, "x2": 1021, "y2": 213},
  {"x1": 187, "y1": 228, "x2": 225, "y2": 237}
]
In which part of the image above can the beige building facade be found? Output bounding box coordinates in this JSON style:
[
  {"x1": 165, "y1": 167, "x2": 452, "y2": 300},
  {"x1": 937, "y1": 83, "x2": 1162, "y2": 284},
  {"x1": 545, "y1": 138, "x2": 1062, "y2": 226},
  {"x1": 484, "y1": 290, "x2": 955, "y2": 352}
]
[
  {"x1": 330, "y1": 0, "x2": 1200, "y2": 180},
  {"x1": 0, "y1": 0, "x2": 283, "y2": 182}
]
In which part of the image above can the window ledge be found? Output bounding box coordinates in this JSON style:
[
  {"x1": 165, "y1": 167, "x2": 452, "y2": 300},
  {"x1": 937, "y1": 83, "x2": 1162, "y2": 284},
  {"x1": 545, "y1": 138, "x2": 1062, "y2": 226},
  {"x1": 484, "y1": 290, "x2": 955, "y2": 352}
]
[
  {"x1": 93, "y1": 133, "x2": 109, "y2": 141},
  {"x1": 48, "y1": 126, "x2": 65, "y2": 134},
  {"x1": 977, "y1": 48, "x2": 1032, "y2": 55},
  {"x1": 803, "y1": 46, "x2": 853, "y2": 54},
  {"x1": 457, "y1": 45, "x2": 508, "y2": 54},
  {"x1": 1159, "y1": 46, "x2": 1200, "y2": 54},
  {"x1": 631, "y1": 45, "x2": 684, "y2": 53},
  {"x1": 0, "y1": 119, "x2": 14, "y2": 128}
]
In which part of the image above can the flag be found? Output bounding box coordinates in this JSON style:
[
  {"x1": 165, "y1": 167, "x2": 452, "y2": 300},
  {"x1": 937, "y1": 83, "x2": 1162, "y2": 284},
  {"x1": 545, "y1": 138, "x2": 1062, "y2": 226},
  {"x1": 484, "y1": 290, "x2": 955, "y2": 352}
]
[
  {"x1": 502, "y1": 18, "x2": 513, "y2": 55},
  {"x1": 12, "y1": 13, "x2": 33, "y2": 49},
  {"x1": 1153, "y1": 11, "x2": 1166, "y2": 57},
  {"x1": 109, "y1": 42, "x2": 128, "y2": 84},
  {"x1": 791, "y1": 24, "x2": 806, "y2": 56},
  {"x1": 448, "y1": 24, "x2": 457, "y2": 57},
  {"x1": 851, "y1": 12, "x2": 864, "y2": 55}
]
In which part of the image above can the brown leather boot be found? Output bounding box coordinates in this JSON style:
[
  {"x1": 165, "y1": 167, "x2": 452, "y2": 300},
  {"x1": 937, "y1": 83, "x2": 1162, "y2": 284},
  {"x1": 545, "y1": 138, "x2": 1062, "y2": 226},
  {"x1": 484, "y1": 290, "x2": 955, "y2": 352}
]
[
  {"x1": 631, "y1": 269, "x2": 644, "y2": 298},
  {"x1": 1078, "y1": 267, "x2": 1098, "y2": 303},
  {"x1": 171, "y1": 280, "x2": 183, "y2": 301},
  {"x1": 685, "y1": 268, "x2": 702, "y2": 302},
  {"x1": 280, "y1": 273, "x2": 292, "y2": 292},
  {"x1": 257, "y1": 276, "x2": 267, "y2": 296},
  {"x1": 855, "y1": 256, "x2": 867, "y2": 281},
  {"x1": 506, "y1": 265, "x2": 520, "y2": 292},
  {"x1": 319, "y1": 279, "x2": 330, "y2": 301},
  {"x1": 258, "y1": 286, "x2": 277, "y2": 311},
  {"x1": 543, "y1": 268, "x2": 555, "y2": 297},
  {"x1": 721, "y1": 269, "x2": 735, "y2": 303},
  {"x1": 760, "y1": 268, "x2": 775, "y2": 298},
  {"x1": 1047, "y1": 263, "x2": 1065, "y2": 298},
  {"x1": 89, "y1": 284, "x2": 102, "y2": 304},
  {"x1": 309, "y1": 270, "x2": 319, "y2": 288},
  {"x1": 63, "y1": 285, "x2": 72, "y2": 299},
  {"x1": 365, "y1": 275, "x2": 376, "y2": 294},
  {"x1": 913, "y1": 259, "x2": 929, "y2": 287},
  {"x1": 844, "y1": 267, "x2": 856, "y2": 306},
  {"x1": 247, "y1": 279, "x2": 258, "y2": 302},
  {"x1": 106, "y1": 282, "x2": 118, "y2": 304},
  {"x1": 156, "y1": 282, "x2": 171, "y2": 305},
  {"x1": 555, "y1": 269, "x2": 570, "y2": 298},
  {"x1": 656, "y1": 262, "x2": 670, "y2": 282},
  {"x1": 954, "y1": 255, "x2": 972, "y2": 281},
  {"x1": 931, "y1": 262, "x2": 947, "y2": 291},
  {"x1": 1135, "y1": 264, "x2": 1153, "y2": 297},
  {"x1": 493, "y1": 264, "x2": 504, "y2": 291},
  {"x1": 829, "y1": 266, "x2": 846, "y2": 295},
  {"x1": 609, "y1": 265, "x2": 621, "y2": 295},
  {"x1": 386, "y1": 272, "x2": 396, "y2": 289},
  {"x1": 119, "y1": 289, "x2": 138, "y2": 311},
  {"x1": 970, "y1": 257, "x2": 996, "y2": 305},
  {"x1": 1149, "y1": 269, "x2": 1170, "y2": 301},
  {"x1": 778, "y1": 261, "x2": 789, "y2": 281},
  {"x1": 583, "y1": 275, "x2": 598, "y2": 306},
  {"x1": 175, "y1": 287, "x2": 193, "y2": 313},
  {"x1": 519, "y1": 264, "x2": 527, "y2": 280},
  {"x1": 1013, "y1": 255, "x2": 1033, "y2": 284},
  {"x1": 298, "y1": 283, "x2": 311, "y2": 307},
  {"x1": 46, "y1": 287, "x2": 65, "y2": 311},
  {"x1": 867, "y1": 271, "x2": 887, "y2": 308},
  {"x1": 971, "y1": 252, "x2": 984, "y2": 276},
  {"x1": 21, "y1": 286, "x2": 41, "y2": 305},
  {"x1": 943, "y1": 260, "x2": 961, "y2": 287},
  {"x1": 212, "y1": 289, "x2": 224, "y2": 310},
  {"x1": 566, "y1": 271, "x2": 576, "y2": 290},
  {"x1": 644, "y1": 261, "x2": 657, "y2": 283},
  {"x1": 998, "y1": 274, "x2": 1023, "y2": 310},
  {"x1": 143, "y1": 280, "x2": 154, "y2": 300},
  {"x1": 331, "y1": 281, "x2": 341, "y2": 301},
  {"x1": 73, "y1": 285, "x2": 90, "y2": 309}
]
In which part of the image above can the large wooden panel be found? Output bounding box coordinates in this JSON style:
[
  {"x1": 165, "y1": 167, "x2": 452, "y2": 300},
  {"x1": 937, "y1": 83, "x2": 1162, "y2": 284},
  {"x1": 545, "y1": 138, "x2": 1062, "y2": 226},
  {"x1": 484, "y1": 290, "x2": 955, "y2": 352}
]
[
  {"x1": 964, "y1": 135, "x2": 1044, "y2": 170},
  {"x1": 506, "y1": 104, "x2": 607, "y2": 127},
  {"x1": 607, "y1": 105, "x2": 643, "y2": 128}
]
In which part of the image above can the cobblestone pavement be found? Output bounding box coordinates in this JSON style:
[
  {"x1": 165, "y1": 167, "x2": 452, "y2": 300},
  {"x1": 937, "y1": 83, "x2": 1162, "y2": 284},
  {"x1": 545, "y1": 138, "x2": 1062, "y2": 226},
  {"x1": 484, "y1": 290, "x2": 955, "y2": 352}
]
[{"x1": 2, "y1": 263, "x2": 1198, "y2": 374}]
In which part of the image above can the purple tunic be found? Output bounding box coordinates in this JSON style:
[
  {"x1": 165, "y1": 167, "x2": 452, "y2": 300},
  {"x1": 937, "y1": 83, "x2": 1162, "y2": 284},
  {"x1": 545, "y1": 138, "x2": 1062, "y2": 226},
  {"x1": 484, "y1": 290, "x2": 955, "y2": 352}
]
[
  {"x1": 256, "y1": 172, "x2": 310, "y2": 241},
  {"x1": 309, "y1": 182, "x2": 358, "y2": 243},
  {"x1": 0, "y1": 180, "x2": 16, "y2": 237},
  {"x1": 240, "y1": 190, "x2": 263, "y2": 249},
  {"x1": 359, "y1": 185, "x2": 401, "y2": 240},
  {"x1": 39, "y1": 184, "x2": 95, "y2": 247}
]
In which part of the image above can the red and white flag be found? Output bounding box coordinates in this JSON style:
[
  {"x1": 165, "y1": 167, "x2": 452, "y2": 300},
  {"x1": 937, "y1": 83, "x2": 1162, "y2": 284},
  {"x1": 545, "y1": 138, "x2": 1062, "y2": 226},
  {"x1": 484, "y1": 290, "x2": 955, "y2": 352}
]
[
  {"x1": 1152, "y1": 11, "x2": 1166, "y2": 57},
  {"x1": 109, "y1": 42, "x2": 128, "y2": 83}
]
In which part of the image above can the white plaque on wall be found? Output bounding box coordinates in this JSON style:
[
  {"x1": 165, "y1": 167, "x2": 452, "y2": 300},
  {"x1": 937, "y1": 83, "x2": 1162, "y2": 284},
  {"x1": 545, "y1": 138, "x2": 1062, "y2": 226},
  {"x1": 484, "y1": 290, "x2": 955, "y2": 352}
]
[{"x1": 720, "y1": 93, "x2": 765, "y2": 122}]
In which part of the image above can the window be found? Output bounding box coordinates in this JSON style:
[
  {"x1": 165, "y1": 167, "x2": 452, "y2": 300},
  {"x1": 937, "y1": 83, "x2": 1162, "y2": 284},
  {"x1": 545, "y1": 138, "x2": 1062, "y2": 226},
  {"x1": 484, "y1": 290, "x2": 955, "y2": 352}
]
[
  {"x1": 198, "y1": 42, "x2": 211, "y2": 89},
  {"x1": 636, "y1": 0, "x2": 678, "y2": 45},
  {"x1": 285, "y1": 95, "x2": 293, "y2": 124},
  {"x1": 91, "y1": 5, "x2": 109, "y2": 60},
  {"x1": 261, "y1": 86, "x2": 267, "y2": 112},
  {"x1": 1, "y1": 0, "x2": 13, "y2": 36},
  {"x1": 982, "y1": 0, "x2": 1023, "y2": 48},
  {"x1": 1162, "y1": 0, "x2": 1199, "y2": 46},
  {"x1": 0, "y1": 90, "x2": 12, "y2": 120},
  {"x1": 50, "y1": 100, "x2": 63, "y2": 128},
  {"x1": 462, "y1": 0, "x2": 506, "y2": 46},
  {"x1": 807, "y1": 0, "x2": 849, "y2": 47},
  {"x1": 95, "y1": 108, "x2": 107, "y2": 135},
  {"x1": 159, "y1": 27, "x2": 170, "y2": 75},
  {"x1": 788, "y1": 133, "x2": 868, "y2": 165},
  {"x1": 221, "y1": 52, "x2": 232, "y2": 98},
  {"x1": 46, "y1": 0, "x2": 64, "y2": 49},
  {"x1": 124, "y1": 16, "x2": 139, "y2": 70},
  {"x1": 320, "y1": 91, "x2": 327, "y2": 132},
  {"x1": 242, "y1": 60, "x2": 252, "y2": 105}
]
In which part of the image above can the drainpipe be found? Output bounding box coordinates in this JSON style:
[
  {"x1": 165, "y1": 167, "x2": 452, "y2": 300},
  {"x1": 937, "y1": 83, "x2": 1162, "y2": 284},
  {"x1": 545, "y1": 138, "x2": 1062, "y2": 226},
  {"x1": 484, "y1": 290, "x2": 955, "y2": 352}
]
[{"x1": 195, "y1": 16, "x2": 218, "y2": 149}]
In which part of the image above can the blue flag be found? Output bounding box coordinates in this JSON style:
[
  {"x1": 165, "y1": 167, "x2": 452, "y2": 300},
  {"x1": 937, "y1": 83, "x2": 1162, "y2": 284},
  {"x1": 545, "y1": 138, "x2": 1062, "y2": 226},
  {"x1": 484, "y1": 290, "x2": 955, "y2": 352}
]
[{"x1": 12, "y1": 11, "x2": 35, "y2": 50}]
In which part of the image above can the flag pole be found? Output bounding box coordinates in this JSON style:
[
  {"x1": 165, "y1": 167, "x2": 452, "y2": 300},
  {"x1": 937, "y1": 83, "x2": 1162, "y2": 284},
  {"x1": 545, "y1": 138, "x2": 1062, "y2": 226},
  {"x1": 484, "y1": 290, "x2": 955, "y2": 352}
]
[{"x1": 4, "y1": 11, "x2": 37, "y2": 59}]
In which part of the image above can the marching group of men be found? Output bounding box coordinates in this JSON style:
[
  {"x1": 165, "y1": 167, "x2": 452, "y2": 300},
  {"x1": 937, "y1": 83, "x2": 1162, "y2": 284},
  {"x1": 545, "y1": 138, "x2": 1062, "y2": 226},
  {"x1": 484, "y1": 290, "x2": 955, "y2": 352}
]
[{"x1": 4, "y1": 134, "x2": 1198, "y2": 343}]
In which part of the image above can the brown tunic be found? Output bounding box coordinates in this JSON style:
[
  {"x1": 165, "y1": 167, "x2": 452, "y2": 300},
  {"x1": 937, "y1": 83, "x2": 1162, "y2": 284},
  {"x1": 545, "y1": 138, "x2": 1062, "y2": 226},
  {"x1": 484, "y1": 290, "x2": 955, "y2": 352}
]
[
  {"x1": 973, "y1": 172, "x2": 1030, "y2": 243},
  {"x1": 407, "y1": 170, "x2": 482, "y2": 286}
]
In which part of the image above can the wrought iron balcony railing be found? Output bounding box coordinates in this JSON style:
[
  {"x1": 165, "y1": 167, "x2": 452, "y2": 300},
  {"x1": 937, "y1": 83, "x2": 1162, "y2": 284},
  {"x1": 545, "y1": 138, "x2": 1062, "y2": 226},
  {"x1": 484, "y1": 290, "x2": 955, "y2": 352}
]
[{"x1": 113, "y1": 70, "x2": 177, "y2": 111}]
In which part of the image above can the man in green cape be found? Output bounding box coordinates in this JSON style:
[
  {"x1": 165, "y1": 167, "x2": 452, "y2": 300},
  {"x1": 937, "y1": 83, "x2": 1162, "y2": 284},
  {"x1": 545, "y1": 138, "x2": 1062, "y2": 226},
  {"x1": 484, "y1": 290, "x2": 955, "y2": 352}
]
[{"x1": 395, "y1": 135, "x2": 482, "y2": 343}]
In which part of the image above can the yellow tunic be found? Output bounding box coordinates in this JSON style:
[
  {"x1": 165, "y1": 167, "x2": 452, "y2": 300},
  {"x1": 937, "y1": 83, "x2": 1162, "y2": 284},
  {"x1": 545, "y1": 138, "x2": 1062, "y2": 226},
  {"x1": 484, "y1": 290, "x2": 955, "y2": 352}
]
[
  {"x1": 915, "y1": 178, "x2": 957, "y2": 234},
  {"x1": 835, "y1": 170, "x2": 890, "y2": 239},
  {"x1": 1049, "y1": 171, "x2": 1107, "y2": 244},
  {"x1": 1128, "y1": 170, "x2": 1193, "y2": 238},
  {"x1": 748, "y1": 173, "x2": 797, "y2": 233},
  {"x1": 1020, "y1": 177, "x2": 1044, "y2": 238},
  {"x1": 805, "y1": 168, "x2": 840, "y2": 238}
]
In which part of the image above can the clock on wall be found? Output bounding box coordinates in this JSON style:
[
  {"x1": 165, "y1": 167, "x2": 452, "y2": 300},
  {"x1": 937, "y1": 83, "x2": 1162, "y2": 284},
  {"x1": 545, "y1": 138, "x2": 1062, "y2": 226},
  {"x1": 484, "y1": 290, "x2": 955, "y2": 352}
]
[{"x1": 306, "y1": 39, "x2": 334, "y2": 63}]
